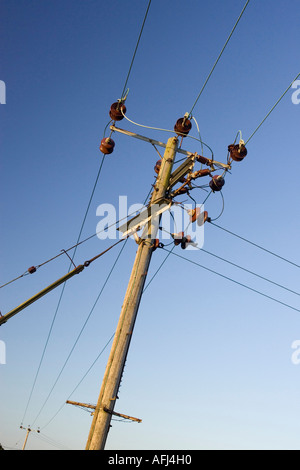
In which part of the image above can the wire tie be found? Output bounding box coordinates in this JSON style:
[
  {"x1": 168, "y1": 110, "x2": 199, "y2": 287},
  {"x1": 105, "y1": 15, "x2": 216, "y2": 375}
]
[{"x1": 61, "y1": 249, "x2": 77, "y2": 269}]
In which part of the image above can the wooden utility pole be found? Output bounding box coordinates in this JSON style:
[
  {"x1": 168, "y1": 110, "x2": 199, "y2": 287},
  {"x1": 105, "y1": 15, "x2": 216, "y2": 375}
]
[
  {"x1": 22, "y1": 428, "x2": 31, "y2": 450},
  {"x1": 20, "y1": 426, "x2": 40, "y2": 450},
  {"x1": 85, "y1": 136, "x2": 178, "y2": 450}
]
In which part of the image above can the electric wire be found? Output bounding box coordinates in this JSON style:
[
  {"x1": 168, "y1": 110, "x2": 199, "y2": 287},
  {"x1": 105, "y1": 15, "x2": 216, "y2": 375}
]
[
  {"x1": 29, "y1": 241, "x2": 127, "y2": 427},
  {"x1": 210, "y1": 190, "x2": 225, "y2": 221},
  {"x1": 162, "y1": 247, "x2": 300, "y2": 314},
  {"x1": 209, "y1": 221, "x2": 300, "y2": 269},
  {"x1": 20, "y1": 135, "x2": 109, "y2": 423},
  {"x1": 19, "y1": 239, "x2": 122, "y2": 427},
  {"x1": 87, "y1": 243, "x2": 147, "y2": 441},
  {"x1": 120, "y1": 0, "x2": 152, "y2": 100},
  {"x1": 1, "y1": 189, "x2": 155, "y2": 292},
  {"x1": 245, "y1": 72, "x2": 300, "y2": 145},
  {"x1": 14, "y1": 15, "x2": 298, "y2": 433},
  {"x1": 29, "y1": 186, "x2": 153, "y2": 429},
  {"x1": 119, "y1": 108, "x2": 215, "y2": 158},
  {"x1": 40, "y1": 332, "x2": 115, "y2": 431},
  {"x1": 0, "y1": 270, "x2": 30, "y2": 289},
  {"x1": 187, "y1": 0, "x2": 251, "y2": 118},
  {"x1": 197, "y1": 246, "x2": 300, "y2": 297},
  {"x1": 143, "y1": 245, "x2": 175, "y2": 293},
  {"x1": 32, "y1": 431, "x2": 70, "y2": 450}
]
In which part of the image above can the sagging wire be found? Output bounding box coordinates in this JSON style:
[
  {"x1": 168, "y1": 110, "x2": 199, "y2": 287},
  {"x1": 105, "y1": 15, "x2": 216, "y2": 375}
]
[
  {"x1": 210, "y1": 190, "x2": 225, "y2": 222},
  {"x1": 119, "y1": 107, "x2": 215, "y2": 159}
]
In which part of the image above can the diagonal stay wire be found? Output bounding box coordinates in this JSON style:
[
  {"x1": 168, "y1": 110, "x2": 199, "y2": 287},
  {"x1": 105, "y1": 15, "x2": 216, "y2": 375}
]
[
  {"x1": 209, "y1": 221, "x2": 300, "y2": 269},
  {"x1": 188, "y1": 0, "x2": 250, "y2": 118},
  {"x1": 162, "y1": 248, "x2": 300, "y2": 314},
  {"x1": 21, "y1": 153, "x2": 107, "y2": 426}
]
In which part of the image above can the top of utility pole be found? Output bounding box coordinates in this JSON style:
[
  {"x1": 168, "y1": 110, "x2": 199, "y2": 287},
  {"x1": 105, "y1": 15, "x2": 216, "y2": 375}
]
[{"x1": 85, "y1": 100, "x2": 247, "y2": 450}]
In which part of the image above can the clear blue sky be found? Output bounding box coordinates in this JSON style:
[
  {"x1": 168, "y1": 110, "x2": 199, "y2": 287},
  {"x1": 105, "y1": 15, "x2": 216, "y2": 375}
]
[{"x1": 1, "y1": 0, "x2": 300, "y2": 450}]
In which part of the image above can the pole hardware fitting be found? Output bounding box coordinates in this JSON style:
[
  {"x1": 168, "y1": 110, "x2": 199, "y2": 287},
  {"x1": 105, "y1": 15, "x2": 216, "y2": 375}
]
[
  {"x1": 133, "y1": 232, "x2": 141, "y2": 245},
  {"x1": 228, "y1": 141, "x2": 248, "y2": 162},
  {"x1": 209, "y1": 175, "x2": 225, "y2": 192},
  {"x1": 190, "y1": 168, "x2": 211, "y2": 179},
  {"x1": 196, "y1": 154, "x2": 211, "y2": 165},
  {"x1": 61, "y1": 249, "x2": 77, "y2": 268},
  {"x1": 188, "y1": 208, "x2": 210, "y2": 225},
  {"x1": 172, "y1": 231, "x2": 190, "y2": 247},
  {"x1": 28, "y1": 266, "x2": 37, "y2": 274},
  {"x1": 100, "y1": 137, "x2": 115, "y2": 155},
  {"x1": 152, "y1": 239, "x2": 164, "y2": 251},
  {"x1": 154, "y1": 160, "x2": 161, "y2": 174},
  {"x1": 103, "y1": 407, "x2": 142, "y2": 423},
  {"x1": 109, "y1": 101, "x2": 127, "y2": 121},
  {"x1": 174, "y1": 116, "x2": 192, "y2": 137}
]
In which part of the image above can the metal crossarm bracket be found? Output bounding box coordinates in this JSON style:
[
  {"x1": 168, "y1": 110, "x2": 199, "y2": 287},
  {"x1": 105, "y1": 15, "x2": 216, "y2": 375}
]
[
  {"x1": 103, "y1": 407, "x2": 142, "y2": 423},
  {"x1": 110, "y1": 125, "x2": 193, "y2": 156}
]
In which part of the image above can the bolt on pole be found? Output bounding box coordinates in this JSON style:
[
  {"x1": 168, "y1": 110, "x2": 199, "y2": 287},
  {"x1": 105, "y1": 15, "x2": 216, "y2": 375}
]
[{"x1": 86, "y1": 136, "x2": 178, "y2": 450}]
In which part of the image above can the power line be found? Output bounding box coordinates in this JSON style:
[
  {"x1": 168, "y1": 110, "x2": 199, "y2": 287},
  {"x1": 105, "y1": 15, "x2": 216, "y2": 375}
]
[
  {"x1": 245, "y1": 72, "x2": 300, "y2": 144},
  {"x1": 162, "y1": 247, "x2": 300, "y2": 314},
  {"x1": 143, "y1": 232, "x2": 299, "y2": 302},
  {"x1": 19, "y1": 240, "x2": 124, "y2": 425},
  {"x1": 40, "y1": 333, "x2": 115, "y2": 431},
  {"x1": 197, "y1": 247, "x2": 300, "y2": 297},
  {"x1": 70, "y1": 153, "x2": 106, "y2": 266},
  {"x1": 120, "y1": 0, "x2": 152, "y2": 100},
  {"x1": 143, "y1": 246, "x2": 175, "y2": 292},
  {"x1": 1, "y1": 181, "x2": 154, "y2": 291},
  {"x1": 20, "y1": 145, "x2": 109, "y2": 425},
  {"x1": 209, "y1": 221, "x2": 300, "y2": 269},
  {"x1": 188, "y1": 0, "x2": 251, "y2": 118},
  {"x1": 32, "y1": 431, "x2": 70, "y2": 450},
  {"x1": 28, "y1": 186, "x2": 153, "y2": 428},
  {"x1": 120, "y1": 108, "x2": 215, "y2": 157},
  {"x1": 29, "y1": 241, "x2": 127, "y2": 427}
]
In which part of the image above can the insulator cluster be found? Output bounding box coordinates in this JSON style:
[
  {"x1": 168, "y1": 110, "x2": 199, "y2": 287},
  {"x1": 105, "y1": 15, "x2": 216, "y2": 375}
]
[
  {"x1": 99, "y1": 101, "x2": 128, "y2": 155},
  {"x1": 188, "y1": 208, "x2": 209, "y2": 225}
]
